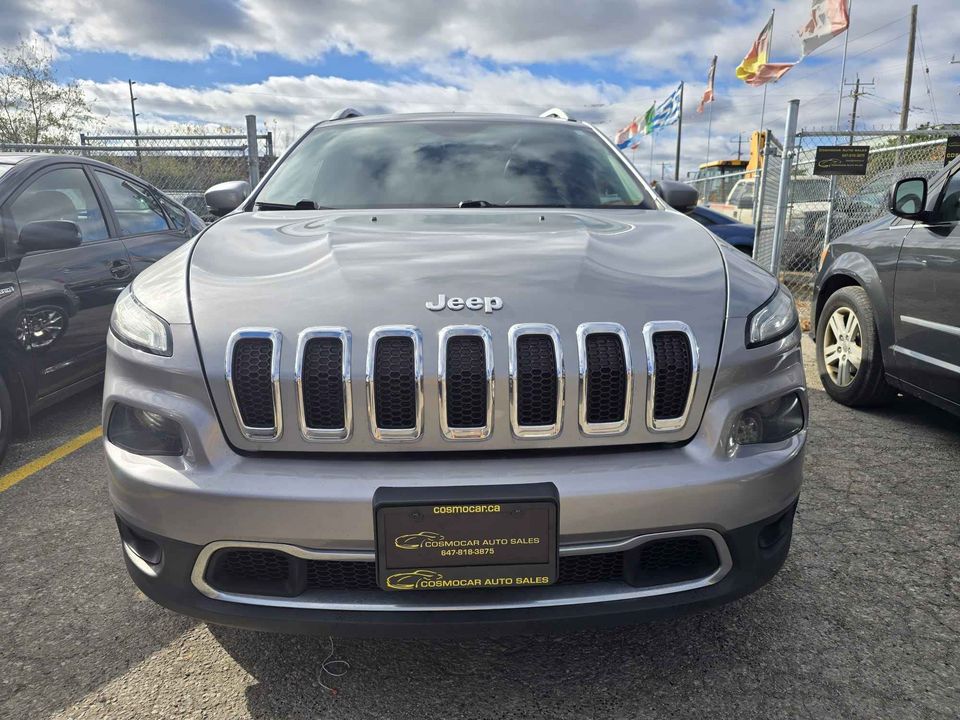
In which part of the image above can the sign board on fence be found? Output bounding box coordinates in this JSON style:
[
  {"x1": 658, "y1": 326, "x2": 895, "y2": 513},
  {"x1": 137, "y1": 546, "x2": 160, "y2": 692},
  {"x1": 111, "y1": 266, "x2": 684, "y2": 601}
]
[
  {"x1": 944, "y1": 137, "x2": 960, "y2": 167},
  {"x1": 814, "y1": 146, "x2": 870, "y2": 176}
]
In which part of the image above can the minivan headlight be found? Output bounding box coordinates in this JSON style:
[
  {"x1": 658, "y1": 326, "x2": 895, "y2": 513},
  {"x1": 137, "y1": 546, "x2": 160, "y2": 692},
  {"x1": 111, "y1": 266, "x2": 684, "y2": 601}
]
[
  {"x1": 110, "y1": 288, "x2": 172, "y2": 356},
  {"x1": 746, "y1": 286, "x2": 798, "y2": 348}
]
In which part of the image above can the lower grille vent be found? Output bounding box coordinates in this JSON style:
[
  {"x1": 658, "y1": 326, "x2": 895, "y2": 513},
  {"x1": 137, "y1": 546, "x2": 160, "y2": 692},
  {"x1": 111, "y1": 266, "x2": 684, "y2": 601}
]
[{"x1": 203, "y1": 536, "x2": 721, "y2": 599}]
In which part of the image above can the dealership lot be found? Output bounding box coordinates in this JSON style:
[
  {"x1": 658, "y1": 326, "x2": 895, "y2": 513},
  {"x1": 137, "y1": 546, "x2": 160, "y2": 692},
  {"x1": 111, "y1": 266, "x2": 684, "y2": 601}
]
[{"x1": 0, "y1": 337, "x2": 957, "y2": 720}]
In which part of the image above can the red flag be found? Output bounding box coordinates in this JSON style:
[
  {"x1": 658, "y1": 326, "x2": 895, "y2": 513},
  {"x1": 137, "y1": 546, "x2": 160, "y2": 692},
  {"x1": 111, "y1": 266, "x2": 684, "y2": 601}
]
[
  {"x1": 736, "y1": 14, "x2": 795, "y2": 87},
  {"x1": 698, "y1": 56, "x2": 717, "y2": 113},
  {"x1": 800, "y1": 0, "x2": 850, "y2": 58}
]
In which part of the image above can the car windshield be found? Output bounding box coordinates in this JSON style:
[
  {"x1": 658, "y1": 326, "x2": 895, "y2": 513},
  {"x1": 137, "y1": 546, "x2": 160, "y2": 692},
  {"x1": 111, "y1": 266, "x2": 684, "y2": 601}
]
[{"x1": 254, "y1": 119, "x2": 653, "y2": 210}]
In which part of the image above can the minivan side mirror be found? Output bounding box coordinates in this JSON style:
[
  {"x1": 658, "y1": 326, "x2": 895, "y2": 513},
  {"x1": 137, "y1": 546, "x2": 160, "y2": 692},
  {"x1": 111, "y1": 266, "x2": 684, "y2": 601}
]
[
  {"x1": 18, "y1": 220, "x2": 82, "y2": 253},
  {"x1": 889, "y1": 177, "x2": 927, "y2": 220},
  {"x1": 205, "y1": 180, "x2": 251, "y2": 217},
  {"x1": 656, "y1": 180, "x2": 699, "y2": 212}
]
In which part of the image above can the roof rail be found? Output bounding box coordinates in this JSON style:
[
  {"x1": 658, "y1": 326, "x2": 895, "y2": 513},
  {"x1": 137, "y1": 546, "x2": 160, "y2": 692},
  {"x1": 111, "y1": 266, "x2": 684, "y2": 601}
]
[
  {"x1": 539, "y1": 108, "x2": 573, "y2": 121},
  {"x1": 329, "y1": 108, "x2": 363, "y2": 121}
]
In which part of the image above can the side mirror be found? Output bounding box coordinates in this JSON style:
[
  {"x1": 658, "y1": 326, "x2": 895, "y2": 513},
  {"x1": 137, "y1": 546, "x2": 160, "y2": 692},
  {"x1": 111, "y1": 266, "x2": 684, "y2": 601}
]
[
  {"x1": 205, "y1": 180, "x2": 251, "y2": 217},
  {"x1": 737, "y1": 194, "x2": 754, "y2": 210},
  {"x1": 889, "y1": 177, "x2": 927, "y2": 219},
  {"x1": 18, "y1": 220, "x2": 82, "y2": 253},
  {"x1": 656, "y1": 180, "x2": 699, "y2": 212}
]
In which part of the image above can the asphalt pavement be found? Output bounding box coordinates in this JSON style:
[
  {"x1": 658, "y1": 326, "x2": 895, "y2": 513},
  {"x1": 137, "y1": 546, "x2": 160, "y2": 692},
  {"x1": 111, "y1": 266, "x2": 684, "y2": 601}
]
[{"x1": 1, "y1": 337, "x2": 957, "y2": 720}]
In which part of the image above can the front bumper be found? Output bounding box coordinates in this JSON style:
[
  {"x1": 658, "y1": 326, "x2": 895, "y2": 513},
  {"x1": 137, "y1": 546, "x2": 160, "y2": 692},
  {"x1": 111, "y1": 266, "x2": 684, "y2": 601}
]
[
  {"x1": 117, "y1": 500, "x2": 797, "y2": 638},
  {"x1": 104, "y1": 318, "x2": 806, "y2": 635}
]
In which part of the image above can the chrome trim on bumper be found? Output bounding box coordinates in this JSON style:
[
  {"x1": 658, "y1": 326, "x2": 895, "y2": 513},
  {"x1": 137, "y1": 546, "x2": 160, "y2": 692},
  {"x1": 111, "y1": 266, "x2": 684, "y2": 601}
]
[
  {"x1": 225, "y1": 328, "x2": 283, "y2": 441},
  {"x1": 294, "y1": 327, "x2": 353, "y2": 441},
  {"x1": 576, "y1": 322, "x2": 633, "y2": 436},
  {"x1": 437, "y1": 325, "x2": 495, "y2": 440},
  {"x1": 642, "y1": 321, "x2": 700, "y2": 432},
  {"x1": 187, "y1": 529, "x2": 732, "y2": 612}
]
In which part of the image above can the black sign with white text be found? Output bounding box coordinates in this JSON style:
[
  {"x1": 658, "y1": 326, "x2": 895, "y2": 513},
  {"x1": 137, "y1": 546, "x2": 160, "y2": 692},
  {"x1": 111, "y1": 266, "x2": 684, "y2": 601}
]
[{"x1": 814, "y1": 145, "x2": 870, "y2": 176}]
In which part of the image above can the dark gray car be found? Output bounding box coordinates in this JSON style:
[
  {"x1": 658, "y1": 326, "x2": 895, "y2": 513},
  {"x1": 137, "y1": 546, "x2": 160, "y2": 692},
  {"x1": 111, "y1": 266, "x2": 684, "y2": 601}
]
[{"x1": 813, "y1": 156, "x2": 960, "y2": 415}]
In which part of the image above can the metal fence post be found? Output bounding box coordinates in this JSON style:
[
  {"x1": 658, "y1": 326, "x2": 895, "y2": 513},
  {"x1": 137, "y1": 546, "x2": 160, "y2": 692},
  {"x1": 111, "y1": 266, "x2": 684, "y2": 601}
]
[
  {"x1": 770, "y1": 99, "x2": 800, "y2": 277},
  {"x1": 265, "y1": 131, "x2": 274, "y2": 159},
  {"x1": 752, "y1": 131, "x2": 770, "y2": 263},
  {"x1": 245, "y1": 115, "x2": 260, "y2": 186},
  {"x1": 79, "y1": 133, "x2": 89, "y2": 158}
]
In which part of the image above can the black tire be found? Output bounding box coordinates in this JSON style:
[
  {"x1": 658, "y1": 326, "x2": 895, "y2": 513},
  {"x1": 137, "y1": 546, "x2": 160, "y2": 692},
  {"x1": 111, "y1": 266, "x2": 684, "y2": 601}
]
[
  {"x1": 815, "y1": 286, "x2": 896, "y2": 407},
  {"x1": 0, "y1": 373, "x2": 12, "y2": 464}
]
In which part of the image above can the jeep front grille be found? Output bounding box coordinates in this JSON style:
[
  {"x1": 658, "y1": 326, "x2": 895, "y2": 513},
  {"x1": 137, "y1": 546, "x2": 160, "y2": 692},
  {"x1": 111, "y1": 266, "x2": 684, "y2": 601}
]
[
  {"x1": 439, "y1": 325, "x2": 494, "y2": 440},
  {"x1": 577, "y1": 323, "x2": 632, "y2": 435},
  {"x1": 226, "y1": 329, "x2": 282, "y2": 440},
  {"x1": 224, "y1": 321, "x2": 700, "y2": 444},
  {"x1": 366, "y1": 326, "x2": 424, "y2": 441},
  {"x1": 295, "y1": 328, "x2": 351, "y2": 441},
  {"x1": 643, "y1": 321, "x2": 699, "y2": 431},
  {"x1": 509, "y1": 324, "x2": 564, "y2": 438}
]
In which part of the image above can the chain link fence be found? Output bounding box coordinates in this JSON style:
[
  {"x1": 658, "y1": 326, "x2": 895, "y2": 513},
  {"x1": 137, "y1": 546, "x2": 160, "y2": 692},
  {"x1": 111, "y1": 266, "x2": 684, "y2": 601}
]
[
  {"x1": 753, "y1": 127, "x2": 950, "y2": 326},
  {"x1": 0, "y1": 116, "x2": 276, "y2": 220}
]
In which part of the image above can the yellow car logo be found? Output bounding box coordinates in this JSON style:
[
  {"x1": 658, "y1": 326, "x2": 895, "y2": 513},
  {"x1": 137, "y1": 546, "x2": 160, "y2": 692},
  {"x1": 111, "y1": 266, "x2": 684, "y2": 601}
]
[
  {"x1": 385, "y1": 569, "x2": 443, "y2": 590},
  {"x1": 394, "y1": 531, "x2": 444, "y2": 550}
]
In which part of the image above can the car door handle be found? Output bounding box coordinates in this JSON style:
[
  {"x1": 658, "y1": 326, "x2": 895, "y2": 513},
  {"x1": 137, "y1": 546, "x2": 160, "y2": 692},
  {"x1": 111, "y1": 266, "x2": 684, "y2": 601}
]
[{"x1": 109, "y1": 259, "x2": 133, "y2": 280}]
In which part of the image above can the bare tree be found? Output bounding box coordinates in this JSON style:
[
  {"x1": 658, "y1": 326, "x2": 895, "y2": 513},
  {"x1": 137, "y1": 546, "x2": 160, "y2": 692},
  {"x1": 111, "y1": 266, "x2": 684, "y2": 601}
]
[{"x1": 0, "y1": 40, "x2": 92, "y2": 144}]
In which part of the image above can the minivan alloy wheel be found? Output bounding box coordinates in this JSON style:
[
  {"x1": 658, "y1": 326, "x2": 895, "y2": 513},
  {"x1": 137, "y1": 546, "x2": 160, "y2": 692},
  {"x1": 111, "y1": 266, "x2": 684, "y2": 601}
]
[{"x1": 822, "y1": 307, "x2": 862, "y2": 387}]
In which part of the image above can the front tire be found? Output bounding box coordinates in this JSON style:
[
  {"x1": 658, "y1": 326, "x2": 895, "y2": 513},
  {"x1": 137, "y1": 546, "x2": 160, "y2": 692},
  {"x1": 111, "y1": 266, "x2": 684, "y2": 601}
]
[{"x1": 815, "y1": 286, "x2": 895, "y2": 407}]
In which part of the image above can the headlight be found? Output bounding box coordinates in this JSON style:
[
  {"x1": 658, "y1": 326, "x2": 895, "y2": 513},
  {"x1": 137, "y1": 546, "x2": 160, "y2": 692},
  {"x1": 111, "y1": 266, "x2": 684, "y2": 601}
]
[
  {"x1": 746, "y1": 286, "x2": 798, "y2": 348},
  {"x1": 110, "y1": 288, "x2": 172, "y2": 356}
]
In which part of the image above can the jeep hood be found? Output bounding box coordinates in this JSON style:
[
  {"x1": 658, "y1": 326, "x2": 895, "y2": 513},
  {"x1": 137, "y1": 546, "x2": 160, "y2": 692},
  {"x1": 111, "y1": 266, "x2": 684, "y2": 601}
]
[{"x1": 188, "y1": 208, "x2": 730, "y2": 451}]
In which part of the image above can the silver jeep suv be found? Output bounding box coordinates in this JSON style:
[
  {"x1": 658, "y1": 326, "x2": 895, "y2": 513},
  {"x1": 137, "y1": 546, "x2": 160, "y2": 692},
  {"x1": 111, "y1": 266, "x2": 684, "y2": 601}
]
[{"x1": 103, "y1": 110, "x2": 806, "y2": 637}]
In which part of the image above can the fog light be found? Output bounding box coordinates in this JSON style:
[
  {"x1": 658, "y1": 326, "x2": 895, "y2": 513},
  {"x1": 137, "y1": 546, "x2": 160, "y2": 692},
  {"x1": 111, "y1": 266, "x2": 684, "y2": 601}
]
[
  {"x1": 108, "y1": 403, "x2": 184, "y2": 456},
  {"x1": 731, "y1": 392, "x2": 804, "y2": 449}
]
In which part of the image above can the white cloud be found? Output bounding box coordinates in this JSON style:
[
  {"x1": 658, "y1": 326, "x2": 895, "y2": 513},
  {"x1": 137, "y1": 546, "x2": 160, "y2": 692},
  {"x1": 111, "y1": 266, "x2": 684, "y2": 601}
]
[{"x1": 3, "y1": 0, "x2": 957, "y2": 177}]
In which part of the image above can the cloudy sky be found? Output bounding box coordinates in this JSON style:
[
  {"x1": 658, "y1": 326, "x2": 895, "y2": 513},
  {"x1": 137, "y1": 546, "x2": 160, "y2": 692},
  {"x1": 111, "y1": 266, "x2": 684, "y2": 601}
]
[{"x1": 4, "y1": 0, "x2": 958, "y2": 177}]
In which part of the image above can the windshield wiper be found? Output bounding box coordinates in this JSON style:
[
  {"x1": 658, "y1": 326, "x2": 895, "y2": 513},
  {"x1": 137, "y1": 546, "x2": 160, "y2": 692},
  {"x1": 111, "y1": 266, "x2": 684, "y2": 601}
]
[
  {"x1": 458, "y1": 200, "x2": 499, "y2": 208},
  {"x1": 254, "y1": 199, "x2": 322, "y2": 210}
]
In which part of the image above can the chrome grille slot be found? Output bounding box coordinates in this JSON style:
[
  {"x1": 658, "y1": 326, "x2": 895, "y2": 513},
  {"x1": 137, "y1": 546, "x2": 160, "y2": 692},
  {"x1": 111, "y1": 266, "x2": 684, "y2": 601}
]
[
  {"x1": 226, "y1": 329, "x2": 282, "y2": 441},
  {"x1": 439, "y1": 325, "x2": 494, "y2": 440},
  {"x1": 509, "y1": 324, "x2": 564, "y2": 439},
  {"x1": 642, "y1": 321, "x2": 699, "y2": 432},
  {"x1": 366, "y1": 326, "x2": 424, "y2": 441},
  {"x1": 577, "y1": 323, "x2": 632, "y2": 435},
  {"x1": 295, "y1": 328, "x2": 351, "y2": 441}
]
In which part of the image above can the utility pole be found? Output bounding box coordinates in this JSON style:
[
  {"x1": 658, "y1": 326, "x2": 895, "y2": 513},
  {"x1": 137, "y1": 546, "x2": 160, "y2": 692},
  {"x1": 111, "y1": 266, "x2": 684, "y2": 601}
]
[
  {"x1": 737, "y1": 132, "x2": 743, "y2": 161},
  {"x1": 846, "y1": 76, "x2": 875, "y2": 142},
  {"x1": 899, "y1": 4, "x2": 918, "y2": 132},
  {"x1": 128, "y1": 79, "x2": 142, "y2": 171}
]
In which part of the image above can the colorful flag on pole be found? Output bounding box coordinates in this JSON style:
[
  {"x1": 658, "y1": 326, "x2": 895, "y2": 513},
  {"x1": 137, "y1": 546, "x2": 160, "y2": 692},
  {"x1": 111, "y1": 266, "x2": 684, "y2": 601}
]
[
  {"x1": 629, "y1": 104, "x2": 657, "y2": 148},
  {"x1": 736, "y1": 14, "x2": 795, "y2": 87},
  {"x1": 799, "y1": 0, "x2": 850, "y2": 57},
  {"x1": 651, "y1": 84, "x2": 682, "y2": 130},
  {"x1": 697, "y1": 55, "x2": 717, "y2": 113}
]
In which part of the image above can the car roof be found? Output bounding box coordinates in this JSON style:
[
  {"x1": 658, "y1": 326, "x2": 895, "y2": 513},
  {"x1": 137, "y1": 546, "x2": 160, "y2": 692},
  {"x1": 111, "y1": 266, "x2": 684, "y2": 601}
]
[{"x1": 308, "y1": 111, "x2": 588, "y2": 133}]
